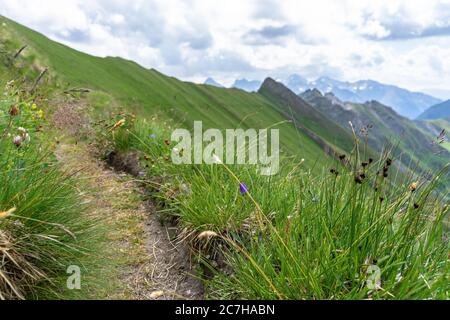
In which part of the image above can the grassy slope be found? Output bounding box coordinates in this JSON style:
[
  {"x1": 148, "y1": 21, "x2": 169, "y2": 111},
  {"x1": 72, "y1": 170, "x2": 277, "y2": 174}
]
[
  {"x1": 0, "y1": 15, "x2": 344, "y2": 170},
  {"x1": 106, "y1": 117, "x2": 450, "y2": 299},
  {"x1": 301, "y1": 90, "x2": 449, "y2": 173},
  {"x1": 358, "y1": 101, "x2": 448, "y2": 171},
  {"x1": 416, "y1": 118, "x2": 450, "y2": 152},
  {"x1": 258, "y1": 78, "x2": 356, "y2": 154},
  {"x1": 417, "y1": 100, "x2": 450, "y2": 120},
  {"x1": 1, "y1": 16, "x2": 448, "y2": 301}
]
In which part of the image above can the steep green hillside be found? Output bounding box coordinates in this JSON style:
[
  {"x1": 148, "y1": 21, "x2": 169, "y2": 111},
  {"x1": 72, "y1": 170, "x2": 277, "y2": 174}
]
[
  {"x1": 417, "y1": 100, "x2": 450, "y2": 120},
  {"x1": 0, "y1": 15, "x2": 355, "y2": 169},
  {"x1": 259, "y1": 78, "x2": 355, "y2": 154},
  {"x1": 416, "y1": 118, "x2": 450, "y2": 152}
]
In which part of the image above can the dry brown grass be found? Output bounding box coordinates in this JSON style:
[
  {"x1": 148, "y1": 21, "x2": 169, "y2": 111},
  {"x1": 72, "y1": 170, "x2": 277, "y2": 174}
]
[{"x1": 0, "y1": 229, "x2": 45, "y2": 299}]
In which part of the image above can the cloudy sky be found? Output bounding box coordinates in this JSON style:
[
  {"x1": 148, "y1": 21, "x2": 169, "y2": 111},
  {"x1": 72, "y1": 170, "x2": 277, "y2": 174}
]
[{"x1": 1, "y1": 0, "x2": 450, "y2": 98}]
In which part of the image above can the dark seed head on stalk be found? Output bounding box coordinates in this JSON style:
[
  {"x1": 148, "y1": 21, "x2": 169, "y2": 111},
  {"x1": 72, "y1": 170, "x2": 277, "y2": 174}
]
[
  {"x1": 368, "y1": 158, "x2": 374, "y2": 164},
  {"x1": 354, "y1": 176, "x2": 363, "y2": 184},
  {"x1": 361, "y1": 161, "x2": 369, "y2": 168},
  {"x1": 359, "y1": 173, "x2": 366, "y2": 180},
  {"x1": 9, "y1": 104, "x2": 19, "y2": 116},
  {"x1": 414, "y1": 203, "x2": 420, "y2": 209},
  {"x1": 386, "y1": 158, "x2": 393, "y2": 166},
  {"x1": 379, "y1": 197, "x2": 385, "y2": 203},
  {"x1": 339, "y1": 154, "x2": 346, "y2": 160}
]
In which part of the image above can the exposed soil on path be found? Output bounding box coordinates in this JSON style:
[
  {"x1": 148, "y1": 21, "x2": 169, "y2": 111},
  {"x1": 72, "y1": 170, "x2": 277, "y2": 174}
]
[{"x1": 55, "y1": 142, "x2": 204, "y2": 300}]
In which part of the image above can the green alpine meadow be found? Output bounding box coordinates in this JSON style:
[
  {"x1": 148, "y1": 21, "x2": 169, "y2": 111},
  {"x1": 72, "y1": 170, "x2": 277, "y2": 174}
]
[{"x1": 0, "y1": 1, "x2": 448, "y2": 304}]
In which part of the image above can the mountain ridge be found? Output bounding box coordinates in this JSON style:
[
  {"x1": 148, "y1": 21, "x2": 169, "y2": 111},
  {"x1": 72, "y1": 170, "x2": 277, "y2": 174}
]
[
  {"x1": 0, "y1": 14, "x2": 344, "y2": 170},
  {"x1": 213, "y1": 73, "x2": 441, "y2": 119},
  {"x1": 293, "y1": 76, "x2": 441, "y2": 119},
  {"x1": 301, "y1": 89, "x2": 450, "y2": 172},
  {"x1": 417, "y1": 100, "x2": 450, "y2": 120},
  {"x1": 259, "y1": 77, "x2": 356, "y2": 154}
]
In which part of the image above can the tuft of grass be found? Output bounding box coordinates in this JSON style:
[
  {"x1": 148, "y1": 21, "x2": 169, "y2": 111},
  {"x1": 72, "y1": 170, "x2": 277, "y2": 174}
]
[
  {"x1": 100, "y1": 116, "x2": 449, "y2": 300},
  {"x1": 0, "y1": 82, "x2": 98, "y2": 299},
  {"x1": 1, "y1": 14, "x2": 349, "y2": 173}
]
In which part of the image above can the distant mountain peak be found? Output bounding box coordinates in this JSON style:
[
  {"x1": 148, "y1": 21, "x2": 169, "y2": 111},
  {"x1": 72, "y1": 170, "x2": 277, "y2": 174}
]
[
  {"x1": 232, "y1": 78, "x2": 262, "y2": 92},
  {"x1": 259, "y1": 77, "x2": 292, "y2": 96},
  {"x1": 285, "y1": 74, "x2": 309, "y2": 94},
  {"x1": 287, "y1": 75, "x2": 441, "y2": 119},
  {"x1": 302, "y1": 88, "x2": 323, "y2": 98},
  {"x1": 234, "y1": 72, "x2": 441, "y2": 118},
  {"x1": 260, "y1": 77, "x2": 277, "y2": 87},
  {"x1": 204, "y1": 77, "x2": 223, "y2": 88}
]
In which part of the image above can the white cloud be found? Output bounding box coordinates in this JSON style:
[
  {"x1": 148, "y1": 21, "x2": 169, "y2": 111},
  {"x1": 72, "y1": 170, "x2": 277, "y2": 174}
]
[{"x1": 1, "y1": 0, "x2": 450, "y2": 93}]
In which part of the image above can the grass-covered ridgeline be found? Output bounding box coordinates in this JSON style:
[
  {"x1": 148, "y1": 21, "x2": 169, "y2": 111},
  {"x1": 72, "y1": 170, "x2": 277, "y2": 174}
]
[
  {"x1": 0, "y1": 14, "x2": 356, "y2": 170},
  {"x1": 97, "y1": 115, "x2": 449, "y2": 299}
]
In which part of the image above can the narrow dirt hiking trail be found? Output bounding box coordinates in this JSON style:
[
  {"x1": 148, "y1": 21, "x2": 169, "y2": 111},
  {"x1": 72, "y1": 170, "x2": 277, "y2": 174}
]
[{"x1": 56, "y1": 142, "x2": 203, "y2": 300}]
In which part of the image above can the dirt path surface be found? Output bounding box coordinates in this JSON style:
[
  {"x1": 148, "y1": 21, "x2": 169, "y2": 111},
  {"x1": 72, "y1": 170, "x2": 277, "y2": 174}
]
[{"x1": 56, "y1": 143, "x2": 203, "y2": 300}]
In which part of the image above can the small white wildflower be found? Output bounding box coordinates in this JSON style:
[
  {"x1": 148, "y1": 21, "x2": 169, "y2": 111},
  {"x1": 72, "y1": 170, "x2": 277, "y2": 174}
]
[
  {"x1": 366, "y1": 264, "x2": 382, "y2": 291},
  {"x1": 13, "y1": 135, "x2": 23, "y2": 146},
  {"x1": 395, "y1": 273, "x2": 403, "y2": 283},
  {"x1": 212, "y1": 154, "x2": 222, "y2": 164},
  {"x1": 17, "y1": 127, "x2": 30, "y2": 141},
  {"x1": 179, "y1": 183, "x2": 191, "y2": 195}
]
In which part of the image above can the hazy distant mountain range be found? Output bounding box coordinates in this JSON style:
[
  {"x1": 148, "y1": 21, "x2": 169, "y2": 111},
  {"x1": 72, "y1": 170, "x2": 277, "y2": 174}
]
[
  {"x1": 304, "y1": 77, "x2": 442, "y2": 119},
  {"x1": 232, "y1": 79, "x2": 262, "y2": 92},
  {"x1": 417, "y1": 100, "x2": 450, "y2": 120},
  {"x1": 204, "y1": 77, "x2": 223, "y2": 87},
  {"x1": 205, "y1": 75, "x2": 442, "y2": 119},
  {"x1": 300, "y1": 88, "x2": 450, "y2": 170}
]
